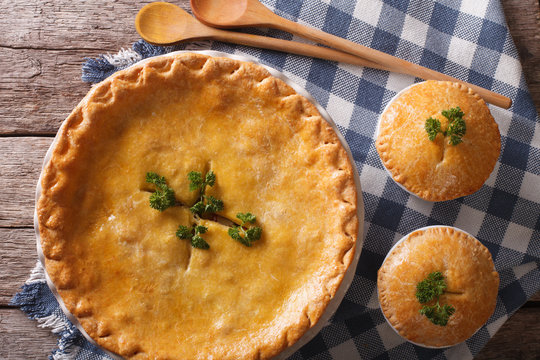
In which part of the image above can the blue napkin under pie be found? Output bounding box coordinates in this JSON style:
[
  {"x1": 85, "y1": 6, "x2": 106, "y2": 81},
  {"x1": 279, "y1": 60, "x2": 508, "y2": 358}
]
[{"x1": 13, "y1": 1, "x2": 540, "y2": 359}]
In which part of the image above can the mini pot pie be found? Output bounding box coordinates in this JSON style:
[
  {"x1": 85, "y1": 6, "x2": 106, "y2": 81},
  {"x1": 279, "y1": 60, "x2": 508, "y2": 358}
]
[
  {"x1": 377, "y1": 226, "x2": 499, "y2": 348},
  {"x1": 376, "y1": 81, "x2": 501, "y2": 201},
  {"x1": 36, "y1": 52, "x2": 359, "y2": 360}
]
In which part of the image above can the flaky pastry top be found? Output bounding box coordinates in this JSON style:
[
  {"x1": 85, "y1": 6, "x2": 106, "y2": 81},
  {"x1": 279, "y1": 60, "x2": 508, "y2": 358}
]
[
  {"x1": 376, "y1": 81, "x2": 501, "y2": 201},
  {"x1": 36, "y1": 53, "x2": 358, "y2": 360},
  {"x1": 378, "y1": 227, "x2": 499, "y2": 347}
]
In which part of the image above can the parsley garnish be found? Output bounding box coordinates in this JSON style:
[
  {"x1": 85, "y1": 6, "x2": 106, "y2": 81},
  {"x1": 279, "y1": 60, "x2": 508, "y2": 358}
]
[
  {"x1": 425, "y1": 117, "x2": 442, "y2": 141},
  {"x1": 443, "y1": 108, "x2": 466, "y2": 145},
  {"x1": 176, "y1": 224, "x2": 209, "y2": 250},
  {"x1": 228, "y1": 212, "x2": 262, "y2": 247},
  {"x1": 419, "y1": 303, "x2": 456, "y2": 326},
  {"x1": 416, "y1": 271, "x2": 455, "y2": 326},
  {"x1": 416, "y1": 271, "x2": 446, "y2": 303},
  {"x1": 424, "y1": 107, "x2": 466, "y2": 145},
  {"x1": 188, "y1": 170, "x2": 224, "y2": 216},
  {"x1": 146, "y1": 171, "x2": 263, "y2": 250},
  {"x1": 146, "y1": 172, "x2": 176, "y2": 211}
]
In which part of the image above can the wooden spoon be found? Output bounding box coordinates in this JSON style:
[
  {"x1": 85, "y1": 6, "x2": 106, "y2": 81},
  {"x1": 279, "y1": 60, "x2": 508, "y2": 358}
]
[
  {"x1": 135, "y1": 2, "x2": 387, "y2": 71},
  {"x1": 190, "y1": 0, "x2": 512, "y2": 109}
]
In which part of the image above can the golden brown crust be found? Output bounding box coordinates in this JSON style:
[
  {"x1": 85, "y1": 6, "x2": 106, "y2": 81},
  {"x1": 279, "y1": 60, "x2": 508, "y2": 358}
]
[
  {"x1": 37, "y1": 53, "x2": 358, "y2": 359},
  {"x1": 376, "y1": 81, "x2": 501, "y2": 201},
  {"x1": 377, "y1": 226, "x2": 499, "y2": 347}
]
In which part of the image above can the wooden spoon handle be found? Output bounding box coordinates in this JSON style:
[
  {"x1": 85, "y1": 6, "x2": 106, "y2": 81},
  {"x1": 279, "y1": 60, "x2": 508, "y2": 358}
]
[
  {"x1": 273, "y1": 16, "x2": 511, "y2": 109},
  {"x1": 212, "y1": 30, "x2": 390, "y2": 71}
]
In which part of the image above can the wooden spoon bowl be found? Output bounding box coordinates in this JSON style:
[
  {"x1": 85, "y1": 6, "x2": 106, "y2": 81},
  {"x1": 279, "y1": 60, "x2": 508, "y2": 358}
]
[
  {"x1": 136, "y1": 2, "x2": 214, "y2": 44},
  {"x1": 191, "y1": 0, "x2": 252, "y2": 27}
]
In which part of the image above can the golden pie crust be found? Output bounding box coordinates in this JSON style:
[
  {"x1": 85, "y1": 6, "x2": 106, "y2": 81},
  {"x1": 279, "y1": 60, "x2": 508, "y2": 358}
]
[
  {"x1": 378, "y1": 226, "x2": 499, "y2": 347},
  {"x1": 37, "y1": 53, "x2": 358, "y2": 359},
  {"x1": 376, "y1": 81, "x2": 501, "y2": 201}
]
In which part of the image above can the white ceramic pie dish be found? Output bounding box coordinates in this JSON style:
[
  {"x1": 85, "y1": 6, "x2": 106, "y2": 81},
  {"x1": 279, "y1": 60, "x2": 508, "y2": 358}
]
[
  {"x1": 377, "y1": 225, "x2": 487, "y2": 349},
  {"x1": 34, "y1": 50, "x2": 365, "y2": 360}
]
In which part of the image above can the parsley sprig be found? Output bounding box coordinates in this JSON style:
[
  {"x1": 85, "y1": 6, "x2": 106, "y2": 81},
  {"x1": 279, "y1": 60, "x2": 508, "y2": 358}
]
[
  {"x1": 228, "y1": 212, "x2": 262, "y2": 247},
  {"x1": 146, "y1": 172, "x2": 176, "y2": 211},
  {"x1": 419, "y1": 303, "x2": 456, "y2": 326},
  {"x1": 425, "y1": 117, "x2": 442, "y2": 141},
  {"x1": 416, "y1": 271, "x2": 446, "y2": 303},
  {"x1": 416, "y1": 271, "x2": 455, "y2": 326},
  {"x1": 188, "y1": 171, "x2": 224, "y2": 216},
  {"x1": 176, "y1": 224, "x2": 209, "y2": 249},
  {"x1": 145, "y1": 171, "x2": 262, "y2": 250},
  {"x1": 424, "y1": 107, "x2": 466, "y2": 145}
]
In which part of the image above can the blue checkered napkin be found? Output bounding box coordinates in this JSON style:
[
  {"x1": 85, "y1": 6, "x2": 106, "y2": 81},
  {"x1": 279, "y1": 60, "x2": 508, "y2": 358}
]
[{"x1": 14, "y1": 0, "x2": 540, "y2": 359}]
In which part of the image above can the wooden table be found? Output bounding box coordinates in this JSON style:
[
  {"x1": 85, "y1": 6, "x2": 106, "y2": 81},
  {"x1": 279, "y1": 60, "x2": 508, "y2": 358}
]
[{"x1": 1, "y1": 1, "x2": 538, "y2": 358}]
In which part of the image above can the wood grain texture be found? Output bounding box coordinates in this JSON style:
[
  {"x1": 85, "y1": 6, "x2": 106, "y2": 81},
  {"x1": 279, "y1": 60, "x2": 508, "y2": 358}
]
[
  {"x1": 0, "y1": 0, "x2": 141, "y2": 135},
  {"x1": 476, "y1": 307, "x2": 540, "y2": 360},
  {"x1": 0, "y1": 228, "x2": 39, "y2": 305},
  {"x1": 0, "y1": 308, "x2": 58, "y2": 360},
  {"x1": 529, "y1": 292, "x2": 540, "y2": 302},
  {"x1": 1, "y1": 47, "x2": 93, "y2": 135},
  {"x1": 0, "y1": 137, "x2": 53, "y2": 227},
  {"x1": 0, "y1": 0, "x2": 538, "y2": 359},
  {"x1": 501, "y1": 0, "x2": 540, "y2": 115}
]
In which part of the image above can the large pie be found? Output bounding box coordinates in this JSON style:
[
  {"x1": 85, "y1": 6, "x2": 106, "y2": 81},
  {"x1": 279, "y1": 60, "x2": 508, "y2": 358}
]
[{"x1": 37, "y1": 52, "x2": 359, "y2": 359}]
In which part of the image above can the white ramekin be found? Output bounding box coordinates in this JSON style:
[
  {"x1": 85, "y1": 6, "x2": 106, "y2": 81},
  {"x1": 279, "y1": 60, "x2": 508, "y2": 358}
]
[{"x1": 377, "y1": 225, "x2": 490, "y2": 349}]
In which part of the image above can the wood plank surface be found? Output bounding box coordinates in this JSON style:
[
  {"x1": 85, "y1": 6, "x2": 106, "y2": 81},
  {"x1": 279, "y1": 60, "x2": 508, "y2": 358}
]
[
  {"x1": 501, "y1": 0, "x2": 540, "y2": 115},
  {"x1": 0, "y1": 137, "x2": 53, "y2": 227},
  {"x1": 1, "y1": 47, "x2": 93, "y2": 135},
  {"x1": 0, "y1": 228, "x2": 39, "y2": 305},
  {"x1": 0, "y1": 0, "x2": 538, "y2": 359},
  {"x1": 0, "y1": 309, "x2": 58, "y2": 360},
  {"x1": 475, "y1": 306, "x2": 540, "y2": 360}
]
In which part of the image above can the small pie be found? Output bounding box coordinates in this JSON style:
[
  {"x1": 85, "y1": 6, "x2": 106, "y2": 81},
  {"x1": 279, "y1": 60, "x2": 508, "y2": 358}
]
[
  {"x1": 378, "y1": 226, "x2": 499, "y2": 347},
  {"x1": 376, "y1": 81, "x2": 501, "y2": 201},
  {"x1": 37, "y1": 53, "x2": 359, "y2": 359}
]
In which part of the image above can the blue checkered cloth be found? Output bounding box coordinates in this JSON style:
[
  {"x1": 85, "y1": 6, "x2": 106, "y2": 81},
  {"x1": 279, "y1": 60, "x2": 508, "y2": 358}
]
[{"x1": 13, "y1": 0, "x2": 540, "y2": 359}]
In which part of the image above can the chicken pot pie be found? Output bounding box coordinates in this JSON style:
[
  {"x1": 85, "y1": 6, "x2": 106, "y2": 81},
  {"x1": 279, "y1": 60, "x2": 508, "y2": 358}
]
[
  {"x1": 36, "y1": 52, "x2": 359, "y2": 359},
  {"x1": 376, "y1": 81, "x2": 501, "y2": 201},
  {"x1": 378, "y1": 226, "x2": 499, "y2": 347}
]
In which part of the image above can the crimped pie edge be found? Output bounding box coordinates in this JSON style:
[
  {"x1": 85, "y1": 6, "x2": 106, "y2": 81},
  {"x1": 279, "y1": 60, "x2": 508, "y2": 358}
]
[{"x1": 36, "y1": 52, "x2": 359, "y2": 360}]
